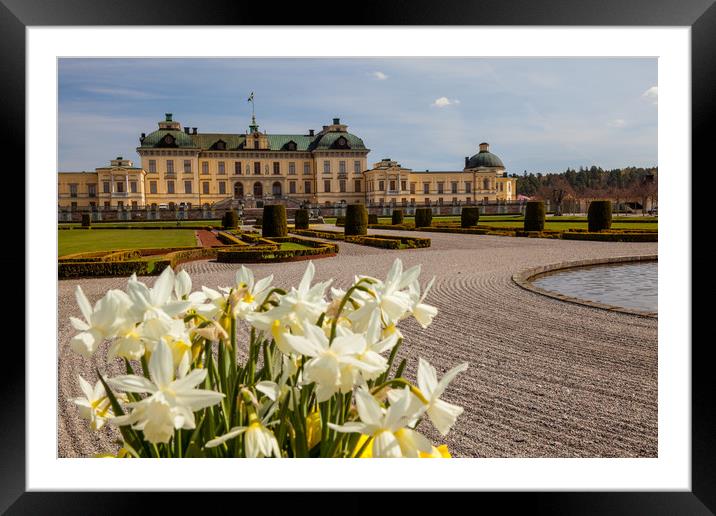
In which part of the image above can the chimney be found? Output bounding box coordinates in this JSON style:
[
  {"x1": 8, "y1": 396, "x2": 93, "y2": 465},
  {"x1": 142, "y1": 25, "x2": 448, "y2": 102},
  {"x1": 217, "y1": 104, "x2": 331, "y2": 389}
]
[
  {"x1": 479, "y1": 142, "x2": 489, "y2": 152},
  {"x1": 183, "y1": 127, "x2": 190, "y2": 134},
  {"x1": 165, "y1": 113, "x2": 173, "y2": 121},
  {"x1": 465, "y1": 156, "x2": 469, "y2": 167},
  {"x1": 140, "y1": 133, "x2": 146, "y2": 142},
  {"x1": 192, "y1": 128, "x2": 197, "y2": 135},
  {"x1": 333, "y1": 118, "x2": 340, "y2": 125},
  {"x1": 308, "y1": 129, "x2": 315, "y2": 136}
]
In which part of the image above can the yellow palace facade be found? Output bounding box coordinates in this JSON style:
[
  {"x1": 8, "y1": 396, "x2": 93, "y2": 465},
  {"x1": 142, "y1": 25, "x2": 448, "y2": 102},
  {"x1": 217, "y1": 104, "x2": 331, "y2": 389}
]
[{"x1": 58, "y1": 113, "x2": 516, "y2": 213}]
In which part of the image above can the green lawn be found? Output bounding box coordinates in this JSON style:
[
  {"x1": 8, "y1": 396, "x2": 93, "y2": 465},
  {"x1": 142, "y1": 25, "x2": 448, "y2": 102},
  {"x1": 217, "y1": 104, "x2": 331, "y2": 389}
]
[
  {"x1": 279, "y1": 242, "x2": 313, "y2": 251},
  {"x1": 59, "y1": 219, "x2": 223, "y2": 228},
  {"x1": 59, "y1": 229, "x2": 198, "y2": 256}
]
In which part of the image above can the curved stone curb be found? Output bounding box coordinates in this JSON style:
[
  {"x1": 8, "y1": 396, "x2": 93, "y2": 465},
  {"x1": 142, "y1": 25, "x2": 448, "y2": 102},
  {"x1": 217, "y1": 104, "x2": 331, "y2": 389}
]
[{"x1": 512, "y1": 255, "x2": 658, "y2": 319}]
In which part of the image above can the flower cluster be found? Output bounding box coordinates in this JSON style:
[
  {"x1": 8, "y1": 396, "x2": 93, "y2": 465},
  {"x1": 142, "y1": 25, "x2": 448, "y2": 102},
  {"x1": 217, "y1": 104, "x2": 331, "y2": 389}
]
[{"x1": 69, "y1": 259, "x2": 468, "y2": 458}]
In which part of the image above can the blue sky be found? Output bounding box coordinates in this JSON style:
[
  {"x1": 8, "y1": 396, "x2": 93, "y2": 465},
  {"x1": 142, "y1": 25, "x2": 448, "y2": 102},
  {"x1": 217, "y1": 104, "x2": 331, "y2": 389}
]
[{"x1": 58, "y1": 58, "x2": 657, "y2": 174}]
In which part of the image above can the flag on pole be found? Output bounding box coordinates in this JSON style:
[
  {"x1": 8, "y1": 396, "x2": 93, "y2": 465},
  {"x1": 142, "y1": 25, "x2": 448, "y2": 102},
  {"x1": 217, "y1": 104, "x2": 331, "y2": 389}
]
[{"x1": 247, "y1": 92, "x2": 254, "y2": 102}]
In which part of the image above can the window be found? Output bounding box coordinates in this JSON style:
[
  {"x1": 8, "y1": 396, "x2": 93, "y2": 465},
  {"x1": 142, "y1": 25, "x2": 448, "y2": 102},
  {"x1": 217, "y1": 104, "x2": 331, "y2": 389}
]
[
  {"x1": 167, "y1": 181, "x2": 175, "y2": 194},
  {"x1": 273, "y1": 162, "x2": 280, "y2": 175},
  {"x1": 254, "y1": 162, "x2": 261, "y2": 175},
  {"x1": 324, "y1": 180, "x2": 331, "y2": 192},
  {"x1": 304, "y1": 181, "x2": 312, "y2": 194},
  {"x1": 323, "y1": 161, "x2": 331, "y2": 174},
  {"x1": 423, "y1": 183, "x2": 430, "y2": 194},
  {"x1": 465, "y1": 182, "x2": 472, "y2": 193},
  {"x1": 219, "y1": 182, "x2": 226, "y2": 195},
  {"x1": 71, "y1": 202, "x2": 77, "y2": 210},
  {"x1": 184, "y1": 160, "x2": 192, "y2": 173},
  {"x1": 218, "y1": 162, "x2": 226, "y2": 175},
  {"x1": 166, "y1": 160, "x2": 174, "y2": 174},
  {"x1": 389, "y1": 180, "x2": 396, "y2": 191},
  {"x1": 234, "y1": 162, "x2": 242, "y2": 175},
  {"x1": 184, "y1": 181, "x2": 193, "y2": 194},
  {"x1": 104, "y1": 201, "x2": 111, "y2": 208},
  {"x1": 148, "y1": 160, "x2": 157, "y2": 173},
  {"x1": 288, "y1": 162, "x2": 296, "y2": 175},
  {"x1": 424, "y1": 198, "x2": 430, "y2": 206},
  {"x1": 69, "y1": 184, "x2": 78, "y2": 197},
  {"x1": 304, "y1": 162, "x2": 310, "y2": 175},
  {"x1": 354, "y1": 160, "x2": 361, "y2": 173},
  {"x1": 103, "y1": 181, "x2": 110, "y2": 193},
  {"x1": 452, "y1": 197, "x2": 458, "y2": 204},
  {"x1": 410, "y1": 183, "x2": 416, "y2": 194},
  {"x1": 149, "y1": 181, "x2": 157, "y2": 194},
  {"x1": 339, "y1": 180, "x2": 346, "y2": 193},
  {"x1": 339, "y1": 161, "x2": 346, "y2": 174},
  {"x1": 201, "y1": 162, "x2": 209, "y2": 175},
  {"x1": 466, "y1": 197, "x2": 472, "y2": 204},
  {"x1": 401, "y1": 180, "x2": 407, "y2": 191},
  {"x1": 117, "y1": 201, "x2": 124, "y2": 209},
  {"x1": 130, "y1": 181, "x2": 137, "y2": 193},
  {"x1": 116, "y1": 182, "x2": 125, "y2": 193},
  {"x1": 451, "y1": 181, "x2": 458, "y2": 194},
  {"x1": 132, "y1": 201, "x2": 138, "y2": 210},
  {"x1": 354, "y1": 179, "x2": 361, "y2": 192},
  {"x1": 438, "y1": 198, "x2": 444, "y2": 206},
  {"x1": 437, "y1": 182, "x2": 444, "y2": 194},
  {"x1": 379, "y1": 180, "x2": 385, "y2": 191},
  {"x1": 87, "y1": 184, "x2": 96, "y2": 197},
  {"x1": 289, "y1": 181, "x2": 296, "y2": 194},
  {"x1": 202, "y1": 182, "x2": 210, "y2": 194}
]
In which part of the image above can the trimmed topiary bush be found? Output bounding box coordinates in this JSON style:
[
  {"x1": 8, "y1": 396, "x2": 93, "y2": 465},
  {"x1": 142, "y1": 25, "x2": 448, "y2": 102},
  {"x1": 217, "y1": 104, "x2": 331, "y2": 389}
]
[
  {"x1": 414, "y1": 208, "x2": 433, "y2": 228},
  {"x1": 368, "y1": 213, "x2": 379, "y2": 224},
  {"x1": 461, "y1": 207, "x2": 480, "y2": 228},
  {"x1": 294, "y1": 209, "x2": 310, "y2": 230},
  {"x1": 81, "y1": 214, "x2": 91, "y2": 227},
  {"x1": 262, "y1": 205, "x2": 288, "y2": 237},
  {"x1": 523, "y1": 201, "x2": 545, "y2": 232},
  {"x1": 587, "y1": 200, "x2": 613, "y2": 232},
  {"x1": 222, "y1": 210, "x2": 239, "y2": 229},
  {"x1": 392, "y1": 209, "x2": 404, "y2": 225},
  {"x1": 345, "y1": 204, "x2": 368, "y2": 236}
]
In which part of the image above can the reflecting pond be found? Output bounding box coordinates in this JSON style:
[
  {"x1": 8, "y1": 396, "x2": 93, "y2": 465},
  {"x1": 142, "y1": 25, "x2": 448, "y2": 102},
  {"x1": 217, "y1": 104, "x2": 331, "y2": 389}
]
[{"x1": 531, "y1": 261, "x2": 657, "y2": 313}]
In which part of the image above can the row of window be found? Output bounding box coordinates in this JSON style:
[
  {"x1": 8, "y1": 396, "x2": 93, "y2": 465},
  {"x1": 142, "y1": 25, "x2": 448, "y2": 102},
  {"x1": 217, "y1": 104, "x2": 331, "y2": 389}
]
[
  {"x1": 147, "y1": 159, "x2": 363, "y2": 175},
  {"x1": 369, "y1": 198, "x2": 484, "y2": 206},
  {"x1": 67, "y1": 182, "x2": 139, "y2": 196},
  {"x1": 369, "y1": 179, "x2": 510, "y2": 194},
  {"x1": 146, "y1": 179, "x2": 363, "y2": 195}
]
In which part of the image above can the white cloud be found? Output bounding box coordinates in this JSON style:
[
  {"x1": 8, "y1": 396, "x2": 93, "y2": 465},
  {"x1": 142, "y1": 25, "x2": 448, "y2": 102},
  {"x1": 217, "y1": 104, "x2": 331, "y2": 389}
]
[
  {"x1": 83, "y1": 86, "x2": 165, "y2": 99},
  {"x1": 642, "y1": 86, "x2": 658, "y2": 105},
  {"x1": 431, "y1": 96, "x2": 460, "y2": 108},
  {"x1": 608, "y1": 119, "x2": 626, "y2": 128},
  {"x1": 370, "y1": 71, "x2": 388, "y2": 80}
]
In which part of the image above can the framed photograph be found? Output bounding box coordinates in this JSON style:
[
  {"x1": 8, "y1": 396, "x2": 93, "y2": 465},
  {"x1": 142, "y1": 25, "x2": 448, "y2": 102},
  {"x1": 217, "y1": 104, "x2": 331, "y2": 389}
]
[{"x1": 6, "y1": 0, "x2": 711, "y2": 512}]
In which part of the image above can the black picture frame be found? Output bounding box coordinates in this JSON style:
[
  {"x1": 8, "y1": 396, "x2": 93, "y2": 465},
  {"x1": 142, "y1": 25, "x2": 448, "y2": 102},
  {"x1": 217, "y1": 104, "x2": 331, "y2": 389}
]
[{"x1": 5, "y1": 0, "x2": 710, "y2": 513}]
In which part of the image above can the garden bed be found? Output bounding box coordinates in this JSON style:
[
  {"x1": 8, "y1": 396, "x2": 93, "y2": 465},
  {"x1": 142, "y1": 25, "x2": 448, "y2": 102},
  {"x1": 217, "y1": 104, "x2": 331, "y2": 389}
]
[{"x1": 290, "y1": 229, "x2": 430, "y2": 249}]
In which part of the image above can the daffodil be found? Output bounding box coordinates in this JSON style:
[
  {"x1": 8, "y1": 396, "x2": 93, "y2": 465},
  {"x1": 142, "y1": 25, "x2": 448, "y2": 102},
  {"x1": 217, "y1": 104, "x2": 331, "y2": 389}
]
[
  {"x1": 329, "y1": 387, "x2": 432, "y2": 457},
  {"x1": 126, "y1": 268, "x2": 192, "y2": 323},
  {"x1": 109, "y1": 340, "x2": 224, "y2": 444},
  {"x1": 69, "y1": 287, "x2": 133, "y2": 357},
  {"x1": 408, "y1": 277, "x2": 438, "y2": 329},
  {"x1": 220, "y1": 266, "x2": 274, "y2": 319},
  {"x1": 71, "y1": 375, "x2": 120, "y2": 430},
  {"x1": 419, "y1": 444, "x2": 452, "y2": 458},
  {"x1": 416, "y1": 358, "x2": 469, "y2": 435},
  {"x1": 205, "y1": 416, "x2": 281, "y2": 457}
]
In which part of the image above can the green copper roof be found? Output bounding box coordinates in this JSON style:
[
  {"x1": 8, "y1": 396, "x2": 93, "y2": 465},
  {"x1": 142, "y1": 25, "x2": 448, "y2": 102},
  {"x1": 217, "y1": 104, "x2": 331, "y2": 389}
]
[
  {"x1": 139, "y1": 129, "x2": 197, "y2": 148},
  {"x1": 310, "y1": 132, "x2": 366, "y2": 151},
  {"x1": 465, "y1": 150, "x2": 504, "y2": 169}
]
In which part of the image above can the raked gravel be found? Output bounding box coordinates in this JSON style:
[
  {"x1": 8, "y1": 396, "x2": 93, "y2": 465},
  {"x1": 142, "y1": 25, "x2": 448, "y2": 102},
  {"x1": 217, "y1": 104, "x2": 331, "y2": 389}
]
[{"x1": 57, "y1": 226, "x2": 657, "y2": 458}]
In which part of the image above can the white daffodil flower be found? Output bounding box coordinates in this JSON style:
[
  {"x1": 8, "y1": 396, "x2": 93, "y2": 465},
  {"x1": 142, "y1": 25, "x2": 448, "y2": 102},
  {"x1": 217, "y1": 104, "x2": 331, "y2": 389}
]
[
  {"x1": 174, "y1": 269, "x2": 193, "y2": 300},
  {"x1": 127, "y1": 268, "x2": 192, "y2": 323},
  {"x1": 283, "y1": 322, "x2": 385, "y2": 402},
  {"x1": 70, "y1": 287, "x2": 133, "y2": 357},
  {"x1": 109, "y1": 340, "x2": 224, "y2": 444},
  {"x1": 218, "y1": 266, "x2": 274, "y2": 319},
  {"x1": 416, "y1": 358, "x2": 469, "y2": 435},
  {"x1": 71, "y1": 375, "x2": 122, "y2": 430},
  {"x1": 107, "y1": 322, "x2": 146, "y2": 361},
  {"x1": 205, "y1": 417, "x2": 281, "y2": 458},
  {"x1": 329, "y1": 387, "x2": 432, "y2": 458},
  {"x1": 143, "y1": 318, "x2": 195, "y2": 368},
  {"x1": 408, "y1": 277, "x2": 438, "y2": 329}
]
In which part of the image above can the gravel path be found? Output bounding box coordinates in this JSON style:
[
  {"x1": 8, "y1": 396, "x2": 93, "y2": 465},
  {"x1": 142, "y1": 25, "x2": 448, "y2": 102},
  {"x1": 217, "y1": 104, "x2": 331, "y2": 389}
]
[{"x1": 57, "y1": 227, "x2": 658, "y2": 458}]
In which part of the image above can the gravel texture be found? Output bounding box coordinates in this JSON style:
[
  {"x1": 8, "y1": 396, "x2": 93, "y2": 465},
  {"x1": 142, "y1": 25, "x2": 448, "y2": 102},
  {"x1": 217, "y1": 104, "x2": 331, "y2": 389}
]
[{"x1": 57, "y1": 226, "x2": 658, "y2": 458}]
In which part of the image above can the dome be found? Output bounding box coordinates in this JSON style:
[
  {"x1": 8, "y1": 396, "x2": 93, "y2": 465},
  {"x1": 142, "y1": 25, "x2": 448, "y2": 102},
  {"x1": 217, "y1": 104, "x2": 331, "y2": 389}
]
[
  {"x1": 139, "y1": 129, "x2": 196, "y2": 148},
  {"x1": 465, "y1": 143, "x2": 504, "y2": 169}
]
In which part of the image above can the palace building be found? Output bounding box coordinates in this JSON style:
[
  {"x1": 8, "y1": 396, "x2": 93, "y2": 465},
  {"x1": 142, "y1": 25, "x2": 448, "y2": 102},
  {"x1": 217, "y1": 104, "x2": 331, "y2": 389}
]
[{"x1": 57, "y1": 113, "x2": 516, "y2": 214}]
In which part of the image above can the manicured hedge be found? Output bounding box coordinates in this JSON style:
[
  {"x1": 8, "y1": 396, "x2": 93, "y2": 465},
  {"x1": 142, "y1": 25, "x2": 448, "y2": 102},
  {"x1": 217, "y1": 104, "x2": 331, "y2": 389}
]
[
  {"x1": 217, "y1": 242, "x2": 337, "y2": 263},
  {"x1": 81, "y1": 214, "x2": 91, "y2": 227},
  {"x1": 345, "y1": 205, "x2": 368, "y2": 236},
  {"x1": 416, "y1": 226, "x2": 491, "y2": 235},
  {"x1": 335, "y1": 216, "x2": 346, "y2": 226},
  {"x1": 587, "y1": 200, "x2": 613, "y2": 232},
  {"x1": 461, "y1": 207, "x2": 480, "y2": 228},
  {"x1": 262, "y1": 205, "x2": 288, "y2": 237},
  {"x1": 346, "y1": 236, "x2": 400, "y2": 249},
  {"x1": 414, "y1": 208, "x2": 433, "y2": 228},
  {"x1": 367, "y1": 223, "x2": 414, "y2": 231},
  {"x1": 222, "y1": 210, "x2": 239, "y2": 229},
  {"x1": 368, "y1": 213, "x2": 379, "y2": 224},
  {"x1": 392, "y1": 209, "x2": 404, "y2": 225},
  {"x1": 524, "y1": 201, "x2": 545, "y2": 232},
  {"x1": 562, "y1": 231, "x2": 657, "y2": 242},
  {"x1": 58, "y1": 259, "x2": 171, "y2": 279},
  {"x1": 291, "y1": 229, "x2": 346, "y2": 240},
  {"x1": 294, "y1": 209, "x2": 310, "y2": 230},
  {"x1": 216, "y1": 231, "x2": 248, "y2": 246}
]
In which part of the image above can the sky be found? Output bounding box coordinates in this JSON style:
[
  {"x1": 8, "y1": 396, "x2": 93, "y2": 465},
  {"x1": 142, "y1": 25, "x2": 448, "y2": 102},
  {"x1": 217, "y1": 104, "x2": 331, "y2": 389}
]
[{"x1": 58, "y1": 58, "x2": 657, "y2": 174}]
